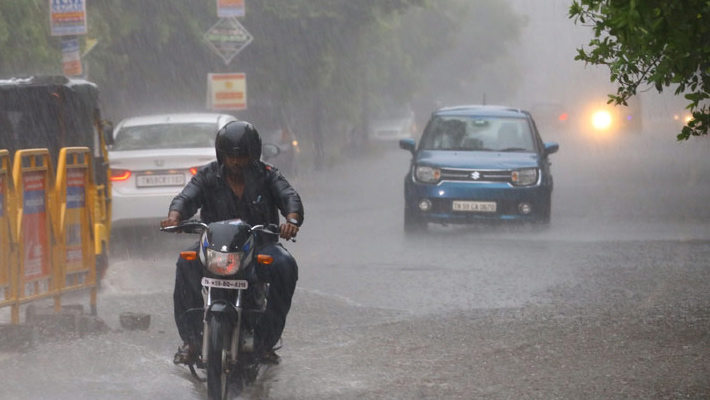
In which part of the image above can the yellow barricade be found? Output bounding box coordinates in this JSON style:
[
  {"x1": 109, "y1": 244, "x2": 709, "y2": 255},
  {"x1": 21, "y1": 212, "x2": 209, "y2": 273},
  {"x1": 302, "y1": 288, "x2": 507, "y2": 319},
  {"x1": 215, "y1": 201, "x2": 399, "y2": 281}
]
[
  {"x1": 0, "y1": 147, "x2": 103, "y2": 324},
  {"x1": 12, "y1": 149, "x2": 60, "y2": 312},
  {"x1": 0, "y1": 149, "x2": 20, "y2": 323},
  {"x1": 55, "y1": 147, "x2": 98, "y2": 315}
]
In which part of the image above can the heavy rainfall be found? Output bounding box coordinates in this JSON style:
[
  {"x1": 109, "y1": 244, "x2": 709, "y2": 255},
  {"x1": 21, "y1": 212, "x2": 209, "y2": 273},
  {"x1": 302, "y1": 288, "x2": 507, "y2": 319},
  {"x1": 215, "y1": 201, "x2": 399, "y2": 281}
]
[{"x1": 1, "y1": 0, "x2": 709, "y2": 399}]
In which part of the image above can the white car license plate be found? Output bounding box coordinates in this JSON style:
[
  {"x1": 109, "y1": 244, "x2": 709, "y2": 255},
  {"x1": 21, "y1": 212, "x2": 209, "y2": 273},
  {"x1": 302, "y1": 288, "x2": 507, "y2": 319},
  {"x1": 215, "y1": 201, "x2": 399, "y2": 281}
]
[
  {"x1": 202, "y1": 277, "x2": 248, "y2": 289},
  {"x1": 136, "y1": 174, "x2": 185, "y2": 187},
  {"x1": 452, "y1": 200, "x2": 497, "y2": 212}
]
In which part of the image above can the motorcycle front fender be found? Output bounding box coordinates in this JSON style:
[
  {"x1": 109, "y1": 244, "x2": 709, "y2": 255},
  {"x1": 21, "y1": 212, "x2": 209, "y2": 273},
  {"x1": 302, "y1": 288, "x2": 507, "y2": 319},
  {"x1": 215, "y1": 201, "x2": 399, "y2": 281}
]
[
  {"x1": 207, "y1": 301, "x2": 239, "y2": 322},
  {"x1": 203, "y1": 300, "x2": 241, "y2": 363}
]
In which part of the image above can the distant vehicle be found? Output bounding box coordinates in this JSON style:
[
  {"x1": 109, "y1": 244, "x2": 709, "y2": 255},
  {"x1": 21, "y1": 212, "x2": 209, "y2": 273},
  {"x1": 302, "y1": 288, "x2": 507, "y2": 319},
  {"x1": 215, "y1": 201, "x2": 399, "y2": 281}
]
[
  {"x1": 577, "y1": 96, "x2": 643, "y2": 138},
  {"x1": 399, "y1": 105, "x2": 559, "y2": 232},
  {"x1": 529, "y1": 101, "x2": 570, "y2": 134},
  {"x1": 108, "y1": 113, "x2": 237, "y2": 223},
  {"x1": 369, "y1": 103, "x2": 417, "y2": 142},
  {"x1": 262, "y1": 126, "x2": 300, "y2": 178},
  {"x1": 236, "y1": 102, "x2": 300, "y2": 178}
]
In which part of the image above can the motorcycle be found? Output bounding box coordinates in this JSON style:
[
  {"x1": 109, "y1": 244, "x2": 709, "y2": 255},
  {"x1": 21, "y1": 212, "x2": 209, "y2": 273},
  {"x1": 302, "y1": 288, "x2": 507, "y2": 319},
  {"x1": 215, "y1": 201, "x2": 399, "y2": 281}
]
[{"x1": 161, "y1": 219, "x2": 284, "y2": 399}]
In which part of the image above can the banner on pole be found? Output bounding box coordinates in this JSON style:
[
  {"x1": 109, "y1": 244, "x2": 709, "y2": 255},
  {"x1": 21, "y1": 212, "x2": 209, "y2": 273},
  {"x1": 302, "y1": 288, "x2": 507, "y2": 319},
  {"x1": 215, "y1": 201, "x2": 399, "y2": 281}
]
[
  {"x1": 50, "y1": 0, "x2": 87, "y2": 36},
  {"x1": 207, "y1": 73, "x2": 247, "y2": 111},
  {"x1": 217, "y1": 0, "x2": 245, "y2": 18},
  {"x1": 62, "y1": 38, "x2": 83, "y2": 76}
]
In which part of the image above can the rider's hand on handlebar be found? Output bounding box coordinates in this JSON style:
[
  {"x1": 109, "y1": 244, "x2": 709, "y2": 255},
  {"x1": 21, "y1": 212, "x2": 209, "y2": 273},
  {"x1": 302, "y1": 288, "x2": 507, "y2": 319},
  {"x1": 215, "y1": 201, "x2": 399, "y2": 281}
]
[
  {"x1": 279, "y1": 221, "x2": 299, "y2": 241},
  {"x1": 160, "y1": 211, "x2": 181, "y2": 229}
]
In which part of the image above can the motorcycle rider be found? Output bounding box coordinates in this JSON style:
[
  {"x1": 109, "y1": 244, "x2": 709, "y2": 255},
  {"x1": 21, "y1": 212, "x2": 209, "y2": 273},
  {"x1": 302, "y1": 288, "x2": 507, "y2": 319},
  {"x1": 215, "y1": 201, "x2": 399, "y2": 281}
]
[{"x1": 160, "y1": 120, "x2": 303, "y2": 365}]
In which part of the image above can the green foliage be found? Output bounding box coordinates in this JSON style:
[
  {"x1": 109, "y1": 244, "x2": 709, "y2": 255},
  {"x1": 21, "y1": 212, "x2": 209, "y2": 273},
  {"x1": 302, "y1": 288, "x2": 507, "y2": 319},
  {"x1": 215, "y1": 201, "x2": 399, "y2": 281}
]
[
  {"x1": 569, "y1": 0, "x2": 710, "y2": 140},
  {"x1": 0, "y1": 0, "x2": 60, "y2": 76},
  {"x1": 0, "y1": 0, "x2": 522, "y2": 156}
]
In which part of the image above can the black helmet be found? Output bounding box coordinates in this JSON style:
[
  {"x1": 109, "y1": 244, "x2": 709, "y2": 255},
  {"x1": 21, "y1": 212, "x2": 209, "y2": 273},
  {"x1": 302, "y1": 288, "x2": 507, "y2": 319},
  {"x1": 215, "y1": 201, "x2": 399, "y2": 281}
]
[{"x1": 215, "y1": 121, "x2": 262, "y2": 164}]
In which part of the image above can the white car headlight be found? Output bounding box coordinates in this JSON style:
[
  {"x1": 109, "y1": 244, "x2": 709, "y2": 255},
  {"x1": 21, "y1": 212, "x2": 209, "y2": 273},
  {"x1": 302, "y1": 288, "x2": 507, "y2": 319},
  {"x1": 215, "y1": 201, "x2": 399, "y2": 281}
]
[
  {"x1": 415, "y1": 165, "x2": 441, "y2": 184},
  {"x1": 206, "y1": 249, "x2": 242, "y2": 276},
  {"x1": 511, "y1": 168, "x2": 538, "y2": 186}
]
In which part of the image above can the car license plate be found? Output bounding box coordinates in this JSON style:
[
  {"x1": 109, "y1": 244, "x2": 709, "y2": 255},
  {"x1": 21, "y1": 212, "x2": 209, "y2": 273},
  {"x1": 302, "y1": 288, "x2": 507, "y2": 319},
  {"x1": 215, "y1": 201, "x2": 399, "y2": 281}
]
[
  {"x1": 136, "y1": 173, "x2": 185, "y2": 187},
  {"x1": 452, "y1": 200, "x2": 497, "y2": 212},
  {"x1": 202, "y1": 277, "x2": 248, "y2": 289}
]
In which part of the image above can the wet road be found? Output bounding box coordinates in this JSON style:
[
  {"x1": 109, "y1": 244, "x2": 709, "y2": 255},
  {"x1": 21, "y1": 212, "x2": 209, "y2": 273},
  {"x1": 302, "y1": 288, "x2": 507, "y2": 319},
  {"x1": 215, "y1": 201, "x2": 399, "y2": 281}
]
[{"x1": 2, "y1": 127, "x2": 710, "y2": 399}]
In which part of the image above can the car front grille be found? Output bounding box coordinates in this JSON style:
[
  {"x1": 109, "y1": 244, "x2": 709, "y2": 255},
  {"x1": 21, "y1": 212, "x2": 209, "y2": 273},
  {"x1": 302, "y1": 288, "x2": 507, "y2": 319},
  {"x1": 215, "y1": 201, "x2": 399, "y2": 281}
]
[{"x1": 440, "y1": 168, "x2": 511, "y2": 184}]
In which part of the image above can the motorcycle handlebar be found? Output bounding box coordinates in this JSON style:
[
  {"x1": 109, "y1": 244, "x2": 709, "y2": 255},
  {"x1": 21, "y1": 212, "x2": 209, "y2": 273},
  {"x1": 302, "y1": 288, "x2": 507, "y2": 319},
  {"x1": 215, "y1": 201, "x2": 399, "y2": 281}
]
[
  {"x1": 251, "y1": 223, "x2": 296, "y2": 242},
  {"x1": 159, "y1": 220, "x2": 208, "y2": 234},
  {"x1": 251, "y1": 223, "x2": 280, "y2": 235},
  {"x1": 161, "y1": 221, "x2": 294, "y2": 241}
]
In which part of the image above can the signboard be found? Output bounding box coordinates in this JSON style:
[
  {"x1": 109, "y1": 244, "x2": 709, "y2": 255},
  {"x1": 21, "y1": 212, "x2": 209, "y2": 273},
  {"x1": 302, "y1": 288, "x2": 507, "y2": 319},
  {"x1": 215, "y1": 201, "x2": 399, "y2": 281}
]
[
  {"x1": 204, "y1": 18, "x2": 253, "y2": 65},
  {"x1": 22, "y1": 172, "x2": 50, "y2": 281},
  {"x1": 217, "y1": 0, "x2": 245, "y2": 18},
  {"x1": 207, "y1": 73, "x2": 247, "y2": 111},
  {"x1": 50, "y1": 0, "x2": 87, "y2": 36},
  {"x1": 62, "y1": 38, "x2": 83, "y2": 76},
  {"x1": 65, "y1": 170, "x2": 85, "y2": 270}
]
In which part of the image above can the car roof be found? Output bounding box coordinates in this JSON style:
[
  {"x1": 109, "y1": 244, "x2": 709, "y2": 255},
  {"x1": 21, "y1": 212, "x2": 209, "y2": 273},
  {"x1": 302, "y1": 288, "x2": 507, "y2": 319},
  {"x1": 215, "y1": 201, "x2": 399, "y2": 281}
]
[
  {"x1": 434, "y1": 105, "x2": 531, "y2": 118},
  {"x1": 117, "y1": 113, "x2": 237, "y2": 128}
]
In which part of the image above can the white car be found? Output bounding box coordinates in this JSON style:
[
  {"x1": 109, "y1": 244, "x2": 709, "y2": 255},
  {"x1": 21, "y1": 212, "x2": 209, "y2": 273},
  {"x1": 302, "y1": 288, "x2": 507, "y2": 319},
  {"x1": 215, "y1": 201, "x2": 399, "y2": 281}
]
[
  {"x1": 108, "y1": 113, "x2": 238, "y2": 223},
  {"x1": 369, "y1": 104, "x2": 417, "y2": 142}
]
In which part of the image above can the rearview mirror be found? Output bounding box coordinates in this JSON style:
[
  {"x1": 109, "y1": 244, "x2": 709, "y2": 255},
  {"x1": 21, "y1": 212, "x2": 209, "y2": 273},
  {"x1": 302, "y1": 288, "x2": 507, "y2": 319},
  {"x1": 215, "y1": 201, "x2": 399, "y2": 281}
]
[
  {"x1": 399, "y1": 138, "x2": 416, "y2": 155},
  {"x1": 544, "y1": 141, "x2": 559, "y2": 155},
  {"x1": 102, "y1": 120, "x2": 114, "y2": 146}
]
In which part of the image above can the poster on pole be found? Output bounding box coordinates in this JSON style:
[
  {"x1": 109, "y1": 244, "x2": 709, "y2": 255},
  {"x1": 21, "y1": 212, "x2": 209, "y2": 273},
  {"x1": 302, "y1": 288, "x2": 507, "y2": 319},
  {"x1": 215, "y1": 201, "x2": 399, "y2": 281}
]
[
  {"x1": 62, "y1": 38, "x2": 83, "y2": 76},
  {"x1": 21, "y1": 172, "x2": 50, "y2": 283},
  {"x1": 217, "y1": 0, "x2": 245, "y2": 18},
  {"x1": 207, "y1": 73, "x2": 247, "y2": 111},
  {"x1": 64, "y1": 169, "x2": 85, "y2": 272},
  {"x1": 50, "y1": 0, "x2": 88, "y2": 37}
]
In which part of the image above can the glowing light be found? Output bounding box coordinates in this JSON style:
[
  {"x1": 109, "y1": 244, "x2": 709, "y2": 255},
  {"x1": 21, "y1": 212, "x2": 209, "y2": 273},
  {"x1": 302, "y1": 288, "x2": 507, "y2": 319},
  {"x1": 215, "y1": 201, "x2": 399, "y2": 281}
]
[
  {"x1": 591, "y1": 110, "x2": 613, "y2": 130},
  {"x1": 110, "y1": 169, "x2": 131, "y2": 182}
]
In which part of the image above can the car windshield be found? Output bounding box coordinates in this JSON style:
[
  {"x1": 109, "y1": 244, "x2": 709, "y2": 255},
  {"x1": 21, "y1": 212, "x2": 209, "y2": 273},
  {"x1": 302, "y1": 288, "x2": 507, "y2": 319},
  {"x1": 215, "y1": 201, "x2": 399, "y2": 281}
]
[
  {"x1": 420, "y1": 116, "x2": 535, "y2": 152},
  {"x1": 112, "y1": 123, "x2": 217, "y2": 151}
]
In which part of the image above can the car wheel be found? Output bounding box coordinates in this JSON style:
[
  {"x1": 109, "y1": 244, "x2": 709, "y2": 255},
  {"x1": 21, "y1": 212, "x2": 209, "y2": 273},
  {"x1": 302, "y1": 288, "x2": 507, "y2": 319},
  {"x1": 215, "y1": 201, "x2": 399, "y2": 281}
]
[{"x1": 404, "y1": 207, "x2": 427, "y2": 234}]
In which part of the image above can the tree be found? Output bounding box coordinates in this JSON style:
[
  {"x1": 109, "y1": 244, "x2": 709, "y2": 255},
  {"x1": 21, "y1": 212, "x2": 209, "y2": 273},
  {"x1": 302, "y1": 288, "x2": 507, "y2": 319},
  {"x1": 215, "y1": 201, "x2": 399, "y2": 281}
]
[
  {"x1": 0, "y1": 0, "x2": 59, "y2": 77},
  {"x1": 569, "y1": 0, "x2": 710, "y2": 140},
  {"x1": 0, "y1": 0, "x2": 524, "y2": 167}
]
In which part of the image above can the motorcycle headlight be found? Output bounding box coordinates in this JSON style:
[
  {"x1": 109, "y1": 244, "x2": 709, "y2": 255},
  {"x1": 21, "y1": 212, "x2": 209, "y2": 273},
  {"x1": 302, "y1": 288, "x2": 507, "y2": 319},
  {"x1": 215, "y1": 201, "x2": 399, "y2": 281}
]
[
  {"x1": 511, "y1": 168, "x2": 538, "y2": 186},
  {"x1": 414, "y1": 165, "x2": 441, "y2": 184},
  {"x1": 206, "y1": 249, "x2": 242, "y2": 276}
]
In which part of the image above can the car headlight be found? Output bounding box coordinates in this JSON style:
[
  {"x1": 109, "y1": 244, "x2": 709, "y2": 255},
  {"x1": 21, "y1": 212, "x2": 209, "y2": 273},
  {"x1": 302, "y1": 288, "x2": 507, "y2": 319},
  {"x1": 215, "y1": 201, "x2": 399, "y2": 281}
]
[
  {"x1": 414, "y1": 165, "x2": 441, "y2": 184},
  {"x1": 206, "y1": 249, "x2": 242, "y2": 276},
  {"x1": 511, "y1": 168, "x2": 538, "y2": 186}
]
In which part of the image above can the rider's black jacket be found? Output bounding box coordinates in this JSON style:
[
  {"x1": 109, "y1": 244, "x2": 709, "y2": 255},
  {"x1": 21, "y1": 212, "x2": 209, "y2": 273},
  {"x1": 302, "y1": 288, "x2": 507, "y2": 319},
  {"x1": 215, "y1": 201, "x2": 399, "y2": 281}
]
[{"x1": 169, "y1": 161, "x2": 304, "y2": 227}]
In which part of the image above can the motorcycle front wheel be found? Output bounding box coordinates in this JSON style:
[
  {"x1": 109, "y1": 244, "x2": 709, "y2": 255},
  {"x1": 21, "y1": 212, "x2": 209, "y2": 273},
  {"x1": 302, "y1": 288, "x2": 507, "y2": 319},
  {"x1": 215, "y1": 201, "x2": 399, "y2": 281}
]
[{"x1": 206, "y1": 316, "x2": 232, "y2": 400}]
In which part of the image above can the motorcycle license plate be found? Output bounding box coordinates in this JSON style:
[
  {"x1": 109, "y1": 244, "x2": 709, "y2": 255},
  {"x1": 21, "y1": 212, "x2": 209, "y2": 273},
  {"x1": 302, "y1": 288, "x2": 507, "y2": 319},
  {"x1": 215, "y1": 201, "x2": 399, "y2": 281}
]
[{"x1": 201, "y1": 277, "x2": 248, "y2": 289}]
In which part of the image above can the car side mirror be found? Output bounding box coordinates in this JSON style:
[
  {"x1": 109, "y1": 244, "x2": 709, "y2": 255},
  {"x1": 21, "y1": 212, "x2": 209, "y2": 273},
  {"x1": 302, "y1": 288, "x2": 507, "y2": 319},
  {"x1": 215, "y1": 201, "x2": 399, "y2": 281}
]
[
  {"x1": 399, "y1": 138, "x2": 416, "y2": 155},
  {"x1": 262, "y1": 143, "x2": 280, "y2": 161},
  {"x1": 544, "y1": 141, "x2": 559, "y2": 155},
  {"x1": 102, "y1": 120, "x2": 114, "y2": 146}
]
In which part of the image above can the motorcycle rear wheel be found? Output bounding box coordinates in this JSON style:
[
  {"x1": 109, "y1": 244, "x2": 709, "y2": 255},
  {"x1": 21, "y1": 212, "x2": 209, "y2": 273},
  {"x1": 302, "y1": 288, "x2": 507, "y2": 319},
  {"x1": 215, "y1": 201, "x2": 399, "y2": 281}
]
[{"x1": 206, "y1": 317, "x2": 232, "y2": 400}]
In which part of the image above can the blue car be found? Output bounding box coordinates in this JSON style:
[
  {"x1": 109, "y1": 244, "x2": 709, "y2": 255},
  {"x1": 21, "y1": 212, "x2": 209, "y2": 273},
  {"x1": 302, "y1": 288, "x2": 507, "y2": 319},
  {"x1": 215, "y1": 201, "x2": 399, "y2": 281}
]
[{"x1": 399, "y1": 105, "x2": 559, "y2": 232}]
